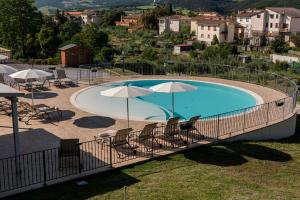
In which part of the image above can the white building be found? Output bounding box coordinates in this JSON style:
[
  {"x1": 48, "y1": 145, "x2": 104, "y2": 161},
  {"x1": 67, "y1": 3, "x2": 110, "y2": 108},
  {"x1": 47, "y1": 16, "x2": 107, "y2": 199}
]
[
  {"x1": 196, "y1": 19, "x2": 235, "y2": 45},
  {"x1": 236, "y1": 7, "x2": 300, "y2": 46},
  {"x1": 236, "y1": 9, "x2": 265, "y2": 39},
  {"x1": 191, "y1": 12, "x2": 225, "y2": 36},
  {"x1": 81, "y1": 9, "x2": 102, "y2": 25},
  {"x1": 159, "y1": 15, "x2": 191, "y2": 34}
]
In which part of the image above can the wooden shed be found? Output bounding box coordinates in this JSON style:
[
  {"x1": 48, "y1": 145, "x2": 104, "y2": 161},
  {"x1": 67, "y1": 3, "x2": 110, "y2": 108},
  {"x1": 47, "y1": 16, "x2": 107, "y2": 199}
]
[{"x1": 59, "y1": 44, "x2": 91, "y2": 67}]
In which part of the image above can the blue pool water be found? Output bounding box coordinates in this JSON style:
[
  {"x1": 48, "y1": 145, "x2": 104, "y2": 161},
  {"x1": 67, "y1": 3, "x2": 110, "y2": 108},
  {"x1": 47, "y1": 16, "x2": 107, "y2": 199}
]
[{"x1": 71, "y1": 79, "x2": 258, "y2": 121}]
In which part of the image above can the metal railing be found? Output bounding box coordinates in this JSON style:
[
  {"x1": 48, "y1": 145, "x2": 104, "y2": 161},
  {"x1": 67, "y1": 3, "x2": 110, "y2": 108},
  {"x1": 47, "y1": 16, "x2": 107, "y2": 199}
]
[{"x1": 0, "y1": 63, "x2": 297, "y2": 197}]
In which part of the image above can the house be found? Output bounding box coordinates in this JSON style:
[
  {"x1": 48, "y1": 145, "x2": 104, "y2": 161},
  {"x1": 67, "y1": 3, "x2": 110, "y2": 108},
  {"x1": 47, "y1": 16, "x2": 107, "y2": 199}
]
[
  {"x1": 64, "y1": 9, "x2": 102, "y2": 25},
  {"x1": 116, "y1": 14, "x2": 142, "y2": 27},
  {"x1": 116, "y1": 14, "x2": 144, "y2": 32},
  {"x1": 191, "y1": 12, "x2": 225, "y2": 35},
  {"x1": 159, "y1": 15, "x2": 191, "y2": 34},
  {"x1": 196, "y1": 19, "x2": 235, "y2": 45},
  {"x1": 81, "y1": 9, "x2": 102, "y2": 25},
  {"x1": 236, "y1": 9, "x2": 265, "y2": 39},
  {"x1": 236, "y1": 7, "x2": 300, "y2": 46},
  {"x1": 173, "y1": 44, "x2": 193, "y2": 54},
  {"x1": 59, "y1": 44, "x2": 91, "y2": 67},
  {"x1": 0, "y1": 47, "x2": 11, "y2": 63},
  {"x1": 265, "y1": 7, "x2": 300, "y2": 42}
]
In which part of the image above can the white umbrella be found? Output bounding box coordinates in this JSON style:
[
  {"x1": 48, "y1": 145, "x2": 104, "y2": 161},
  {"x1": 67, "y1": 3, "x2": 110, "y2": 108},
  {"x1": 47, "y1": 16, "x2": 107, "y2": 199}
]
[
  {"x1": 0, "y1": 64, "x2": 18, "y2": 74},
  {"x1": 100, "y1": 85, "x2": 153, "y2": 127},
  {"x1": 9, "y1": 69, "x2": 52, "y2": 105},
  {"x1": 150, "y1": 81, "x2": 197, "y2": 118}
]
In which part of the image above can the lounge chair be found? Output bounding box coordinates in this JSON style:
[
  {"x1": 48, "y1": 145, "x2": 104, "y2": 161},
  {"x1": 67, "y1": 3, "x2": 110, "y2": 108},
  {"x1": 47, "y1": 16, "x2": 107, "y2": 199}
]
[
  {"x1": 58, "y1": 139, "x2": 80, "y2": 169},
  {"x1": 138, "y1": 123, "x2": 160, "y2": 151},
  {"x1": 18, "y1": 102, "x2": 62, "y2": 124},
  {"x1": 14, "y1": 79, "x2": 32, "y2": 90},
  {"x1": 45, "y1": 70, "x2": 60, "y2": 87},
  {"x1": 0, "y1": 74, "x2": 5, "y2": 84},
  {"x1": 0, "y1": 98, "x2": 11, "y2": 115},
  {"x1": 180, "y1": 115, "x2": 204, "y2": 142},
  {"x1": 111, "y1": 128, "x2": 137, "y2": 159},
  {"x1": 159, "y1": 117, "x2": 182, "y2": 147},
  {"x1": 54, "y1": 69, "x2": 73, "y2": 86}
]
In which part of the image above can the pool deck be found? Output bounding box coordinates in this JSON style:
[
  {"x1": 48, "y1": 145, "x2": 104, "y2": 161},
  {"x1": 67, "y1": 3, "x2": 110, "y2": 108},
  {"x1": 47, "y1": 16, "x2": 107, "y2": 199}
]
[{"x1": 0, "y1": 75, "x2": 288, "y2": 159}]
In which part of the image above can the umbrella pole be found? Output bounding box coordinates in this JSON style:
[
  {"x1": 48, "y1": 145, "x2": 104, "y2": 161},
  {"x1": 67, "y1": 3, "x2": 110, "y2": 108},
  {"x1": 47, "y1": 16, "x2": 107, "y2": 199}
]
[
  {"x1": 172, "y1": 92, "x2": 174, "y2": 118},
  {"x1": 126, "y1": 98, "x2": 130, "y2": 128},
  {"x1": 31, "y1": 82, "x2": 34, "y2": 106}
]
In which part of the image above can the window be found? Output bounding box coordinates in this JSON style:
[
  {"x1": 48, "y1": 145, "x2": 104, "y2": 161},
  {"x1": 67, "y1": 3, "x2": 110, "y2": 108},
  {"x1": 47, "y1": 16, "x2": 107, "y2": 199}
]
[
  {"x1": 213, "y1": 26, "x2": 216, "y2": 31},
  {"x1": 201, "y1": 34, "x2": 204, "y2": 38},
  {"x1": 270, "y1": 23, "x2": 273, "y2": 28},
  {"x1": 240, "y1": 18, "x2": 243, "y2": 22},
  {"x1": 266, "y1": 22, "x2": 268, "y2": 28},
  {"x1": 208, "y1": 26, "x2": 211, "y2": 30},
  {"x1": 257, "y1": 14, "x2": 261, "y2": 18},
  {"x1": 270, "y1": 14, "x2": 274, "y2": 19},
  {"x1": 246, "y1": 18, "x2": 249, "y2": 22},
  {"x1": 207, "y1": 34, "x2": 210, "y2": 39},
  {"x1": 276, "y1": 14, "x2": 279, "y2": 19},
  {"x1": 275, "y1": 23, "x2": 279, "y2": 28},
  {"x1": 201, "y1": 26, "x2": 204, "y2": 30},
  {"x1": 159, "y1": 20, "x2": 165, "y2": 23}
]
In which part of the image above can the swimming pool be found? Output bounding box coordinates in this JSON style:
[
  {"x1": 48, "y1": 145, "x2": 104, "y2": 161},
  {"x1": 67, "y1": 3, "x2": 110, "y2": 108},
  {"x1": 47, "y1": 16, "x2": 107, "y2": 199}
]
[{"x1": 71, "y1": 79, "x2": 263, "y2": 121}]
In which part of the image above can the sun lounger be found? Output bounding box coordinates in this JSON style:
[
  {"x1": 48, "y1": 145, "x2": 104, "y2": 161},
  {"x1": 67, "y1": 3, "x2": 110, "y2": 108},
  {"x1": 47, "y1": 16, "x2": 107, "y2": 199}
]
[
  {"x1": 180, "y1": 115, "x2": 204, "y2": 142},
  {"x1": 14, "y1": 79, "x2": 32, "y2": 90},
  {"x1": 159, "y1": 117, "x2": 183, "y2": 147},
  {"x1": 138, "y1": 123, "x2": 160, "y2": 151},
  {"x1": 111, "y1": 128, "x2": 136, "y2": 159},
  {"x1": 54, "y1": 69, "x2": 73, "y2": 86},
  {"x1": 18, "y1": 102, "x2": 62, "y2": 124}
]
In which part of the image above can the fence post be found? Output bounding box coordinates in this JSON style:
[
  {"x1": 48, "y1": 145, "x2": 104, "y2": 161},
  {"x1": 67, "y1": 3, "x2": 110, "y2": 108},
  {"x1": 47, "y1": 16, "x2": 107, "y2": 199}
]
[
  {"x1": 151, "y1": 129, "x2": 154, "y2": 158},
  {"x1": 282, "y1": 98, "x2": 286, "y2": 120},
  {"x1": 243, "y1": 108, "x2": 246, "y2": 132},
  {"x1": 78, "y1": 146, "x2": 82, "y2": 174},
  {"x1": 186, "y1": 128, "x2": 189, "y2": 149},
  {"x1": 217, "y1": 115, "x2": 220, "y2": 140},
  {"x1": 109, "y1": 137, "x2": 113, "y2": 168},
  {"x1": 43, "y1": 151, "x2": 47, "y2": 187},
  {"x1": 266, "y1": 102, "x2": 270, "y2": 125}
]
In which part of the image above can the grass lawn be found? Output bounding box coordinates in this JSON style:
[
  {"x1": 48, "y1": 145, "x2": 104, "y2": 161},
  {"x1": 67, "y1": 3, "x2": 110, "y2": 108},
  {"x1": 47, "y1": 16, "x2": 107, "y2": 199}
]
[{"x1": 6, "y1": 117, "x2": 300, "y2": 200}]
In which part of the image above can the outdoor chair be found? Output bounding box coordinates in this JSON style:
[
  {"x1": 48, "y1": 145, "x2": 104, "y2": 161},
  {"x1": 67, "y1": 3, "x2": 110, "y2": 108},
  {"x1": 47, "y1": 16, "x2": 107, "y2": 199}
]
[
  {"x1": 13, "y1": 79, "x2": 32, "y2": 90},
  {"x1": 54, "y1": 69, "x2": 73, "y2": 86},
  {"x1": 0, "y1": 98, "x2": 11, "y2": 115},
  {"x1": 111, "y1": 128, "x2": 137, "y2": 159},
  {"x1": 18, "y1": 101, "x2": 62, "y2": 124},
  {"x1": 45, "y1": 70, "x2": 60, "y2": 87},
  {"x1": 138, "y1": 123, "x2": 161, "y2": 151},
  {"x1": 0, "y1": 74, "x2": 5, "y2": 84},
  {"x1": 180, "y1": 115, "x2": 204, "y2": 142},
  {"x1": 58, "y1": 139, "x2": 80, "y2": 169},
  {"x1": 159, "y1": 117, "x2": 183, "y2": 147}
]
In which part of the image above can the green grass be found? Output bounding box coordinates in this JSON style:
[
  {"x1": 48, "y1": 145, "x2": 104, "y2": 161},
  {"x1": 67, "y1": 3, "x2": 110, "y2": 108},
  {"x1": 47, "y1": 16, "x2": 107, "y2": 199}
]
[{"x1": 7, "y1": 117, "x2": 300, "y2": 200}]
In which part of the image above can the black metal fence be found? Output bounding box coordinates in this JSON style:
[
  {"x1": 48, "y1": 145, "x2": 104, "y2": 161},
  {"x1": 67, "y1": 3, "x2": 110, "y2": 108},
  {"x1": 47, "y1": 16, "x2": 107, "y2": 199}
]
[{"x1": 0, "y1": 63, "x2": 298, "y2": 197}]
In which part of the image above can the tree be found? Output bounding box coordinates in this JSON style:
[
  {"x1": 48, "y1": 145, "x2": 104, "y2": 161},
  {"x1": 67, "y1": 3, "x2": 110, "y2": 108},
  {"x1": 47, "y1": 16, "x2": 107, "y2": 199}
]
[
  {"x1": 94, "y1": 47, "x2": 113, "y2": 62},
  {"x1": 59, "y1": 20, "x2": 82, "y2": 42},
  {"x1": 211, "y1": 35, "x2": 219, "y2": 45},
  {"x1": 142, "y1": 5, "x2": 173, "y2": 30},
  {"x1": 141, "y1": 48, "x2": 158, "y2": 61},
  {"x1": 72, "y1": 24, "x2": 109, "y2": 53},
  {"x1": 37, "y1": 25, "x2": 59, "y2": 58},
  {"x1": 271, "y1": 37, "x2": 288, "y2": 53},
  {"x1": 101, "y1": 10, "x2": 124, "y2": 27},
  {"x1": 290, "y1": 35, "x2": 300, "y2": 48},
  {"x1": 0, "y1": 0, "x2": 42, "y2": 56}
]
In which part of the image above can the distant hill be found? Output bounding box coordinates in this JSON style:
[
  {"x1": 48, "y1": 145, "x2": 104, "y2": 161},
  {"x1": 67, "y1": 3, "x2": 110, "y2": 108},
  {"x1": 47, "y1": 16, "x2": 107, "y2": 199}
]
[{"x1": 35, "y1": 0, "x2": 300, "y2": 14}]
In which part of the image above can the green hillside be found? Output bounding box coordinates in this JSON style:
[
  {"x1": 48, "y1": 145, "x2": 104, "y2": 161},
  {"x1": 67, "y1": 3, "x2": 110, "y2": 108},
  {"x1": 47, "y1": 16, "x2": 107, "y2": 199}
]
[{"x1": 35, "y1": 0, "x2": 300, "y2": 14}]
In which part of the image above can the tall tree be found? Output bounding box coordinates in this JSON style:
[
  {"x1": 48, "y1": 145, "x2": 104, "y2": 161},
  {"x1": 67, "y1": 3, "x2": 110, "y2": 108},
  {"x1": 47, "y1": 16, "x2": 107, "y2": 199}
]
[{"x1": 0, "y1": 0, "x2": 42, "y2": 56}]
